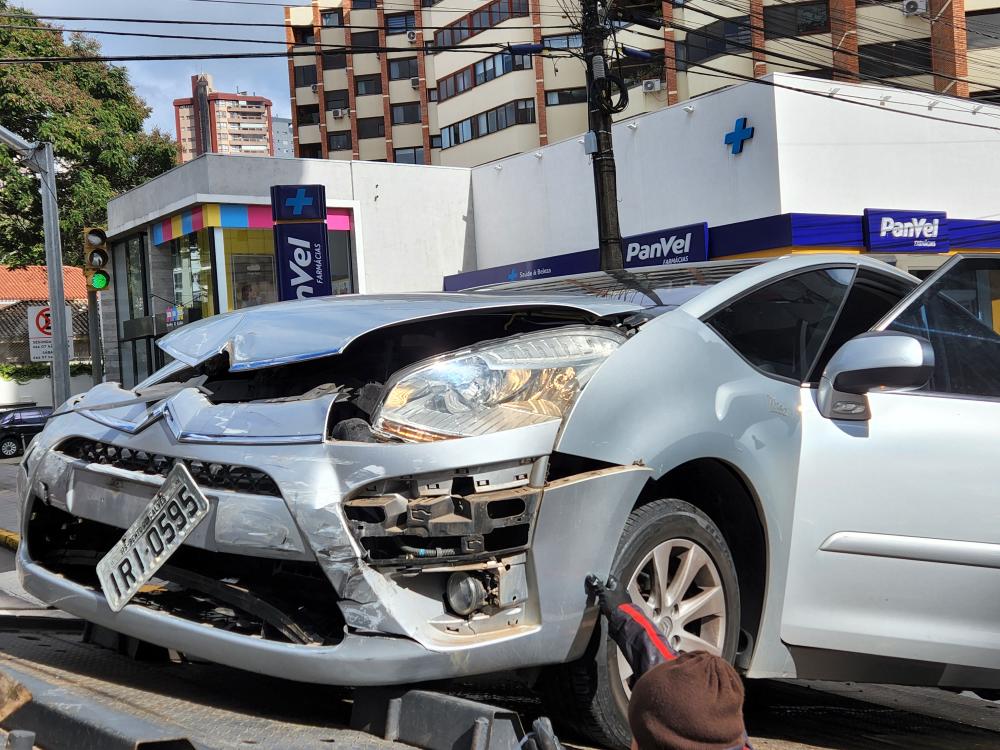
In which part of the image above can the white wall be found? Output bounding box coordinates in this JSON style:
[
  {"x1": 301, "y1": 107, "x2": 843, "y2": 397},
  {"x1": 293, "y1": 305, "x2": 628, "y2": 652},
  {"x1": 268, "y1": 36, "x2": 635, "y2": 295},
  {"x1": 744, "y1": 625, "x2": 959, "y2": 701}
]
[
  {"x1": 0, "y1": 374, "x2": 92, "y2": 408},
  {"x1": 472, "y1": 76, "x2": 783, "y2": 267},
  {"x1": 772, "y1": 74, "x2": 1000, "y2": 219},
  {"x1": 350, "y1": 161, "x2": 476, "y2": 292}
]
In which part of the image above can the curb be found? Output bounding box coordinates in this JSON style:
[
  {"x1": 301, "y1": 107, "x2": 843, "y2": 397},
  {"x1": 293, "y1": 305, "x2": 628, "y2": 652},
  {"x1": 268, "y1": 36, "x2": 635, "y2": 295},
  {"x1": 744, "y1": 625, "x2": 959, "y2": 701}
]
[{"x1": 0, "y1": 529, "x2": 18, "y2": 552}]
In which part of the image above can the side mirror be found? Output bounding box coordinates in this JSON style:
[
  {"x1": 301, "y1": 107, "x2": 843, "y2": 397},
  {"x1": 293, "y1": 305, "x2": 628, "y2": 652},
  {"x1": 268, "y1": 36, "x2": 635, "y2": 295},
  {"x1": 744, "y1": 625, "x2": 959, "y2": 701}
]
[{"x1": 817, "y1": 332, "x2": 934, "y2": 421}]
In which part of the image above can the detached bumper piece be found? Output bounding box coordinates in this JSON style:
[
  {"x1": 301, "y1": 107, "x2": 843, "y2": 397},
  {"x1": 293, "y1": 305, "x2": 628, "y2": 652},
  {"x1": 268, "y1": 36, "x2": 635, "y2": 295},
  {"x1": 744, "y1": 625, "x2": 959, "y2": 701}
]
[
  {"x1": 344, "y1": 484, "x2": 540, "y2": 564},
  {"x1": 25, "y1": 499, "x2": 343, "y2": 645}
]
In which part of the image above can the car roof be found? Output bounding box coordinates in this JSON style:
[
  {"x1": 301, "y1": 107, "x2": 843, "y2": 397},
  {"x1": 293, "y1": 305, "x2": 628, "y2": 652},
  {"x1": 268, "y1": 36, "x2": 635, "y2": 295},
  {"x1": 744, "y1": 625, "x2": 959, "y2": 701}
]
[{"x1": 474, "y1": 254, "x2": 916, "y2": 316}]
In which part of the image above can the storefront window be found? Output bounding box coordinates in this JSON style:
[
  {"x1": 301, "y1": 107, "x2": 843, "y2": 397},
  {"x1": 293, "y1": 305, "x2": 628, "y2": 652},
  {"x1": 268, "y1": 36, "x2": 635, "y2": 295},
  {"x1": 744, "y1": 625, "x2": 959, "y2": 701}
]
[
  {"x1": 329, "y1": 229, "x2": 354, "y2": 294},
  {"x1": 169, "y1": 230, "x2": 216, "y2": 320},
  {"x1": 223, "y1": 229, "x2": 279, "y2": 310}
]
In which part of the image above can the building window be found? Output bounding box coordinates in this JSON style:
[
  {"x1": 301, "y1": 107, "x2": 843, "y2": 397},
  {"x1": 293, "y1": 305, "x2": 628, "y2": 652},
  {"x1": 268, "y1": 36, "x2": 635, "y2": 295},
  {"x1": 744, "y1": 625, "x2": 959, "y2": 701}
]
[
  {"x1": 325, "y1": 89, "x2": 349, "y2": 110},
  {"x1": 440, "y1": 98, "x2": 534, "y2": 149},
  {"x1": 321, "y1": 9, "x2": 343, "y2": 26},
  {"x1": 323, "y1": 51, "x2": 347, "y2": 69},
  {"x1": 619, "y1": 55, "x2": 665, "y2": 89},
  {"x1": 298, "y1": 143, "x2": 323, "y2": 158},
  {"x1": 428, "y1": 87, "x2": 438, "y2": 101},
  {"x1": 353, "y1": 0, "x2": 376, "y2": 8},
  {"x1": 351, "y1": 30, "x2": 379, "y2": 49},
  {"x1": 968, "y1": 10, "x2": 1000, "y2": 49},
  {"x1": 858, "y1": 38, "x2": 932, "y2": 78},
  {"x1": 971, "y1": 89, "x2": 1000, "y2": 103},
  {"x1": 394, "y1": 146, "x2": 424, "y2": 163},
  {"x1": 545, "y1": 87, "x2": 587, "y2": 105},
  {"x1": 293, "y1": 26, "x2": 315, "y2": 45},
  {"x1": 389, "y1": 57, "x2": 419, "y2": 80},
  {"x1": 542, "y1": 33, "x2": 583, "y2": 49},
  {"x1": 355, "y1": 74, "x2": 383, "y2": 96},
  {"x1": 358, "y1": 116, "x2": 386, "y2": 138},
  {"x1": 434, "y1": 0, "x2": 530, "y2": 47},
  {"x1": 430, "y1": 133, "x2": 442, "y2": 148},
  {"x1": 386, "y1": 12, "x2": 416, "y2": 34},
  {"x1": 763, "y1": 1, "x2": 829, "y2": 40},
  {"x1": 296, "y1": 104, "x2": 321, "y2": 125},
  {"x1": 391, "y1": 102, "x2": 421, "y2": 124},
  {"x1": 676, "y1": 17, "x2": 750, "y2": 70},
  {"x1": 294, "y1": 65, "x2": 318, "y2": 88},
  {"x1": 328, "y1": 131, "x2": 352, "y2": 151},
  {"x1": 169, "y1": 230, "x2": 217, "y2": 320},
  {"x1": 438, "y1": 52, "x2": 530, "y2": 102}
]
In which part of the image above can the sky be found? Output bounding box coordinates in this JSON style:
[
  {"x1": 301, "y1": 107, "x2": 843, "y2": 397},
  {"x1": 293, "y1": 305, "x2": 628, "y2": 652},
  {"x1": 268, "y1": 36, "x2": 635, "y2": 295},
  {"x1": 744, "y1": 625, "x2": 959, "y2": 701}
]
[{"x1": 18, "y1": 0, "x2": 308, "y2": 134}]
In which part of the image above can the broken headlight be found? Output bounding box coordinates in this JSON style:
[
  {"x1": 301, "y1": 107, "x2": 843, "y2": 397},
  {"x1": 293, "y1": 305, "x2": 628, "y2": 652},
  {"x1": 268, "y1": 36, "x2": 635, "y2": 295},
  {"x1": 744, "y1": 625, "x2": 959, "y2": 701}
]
[{"x1": 372, "y1": 325, "x2": 625, "y2": 442}]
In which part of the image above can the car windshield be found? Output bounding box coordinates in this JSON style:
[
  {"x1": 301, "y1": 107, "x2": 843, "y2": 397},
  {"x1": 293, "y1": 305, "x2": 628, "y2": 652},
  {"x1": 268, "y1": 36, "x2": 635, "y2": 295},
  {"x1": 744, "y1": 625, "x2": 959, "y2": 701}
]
[{"x1": 471, "y1": 259, "x2": 763, "y2": 307}]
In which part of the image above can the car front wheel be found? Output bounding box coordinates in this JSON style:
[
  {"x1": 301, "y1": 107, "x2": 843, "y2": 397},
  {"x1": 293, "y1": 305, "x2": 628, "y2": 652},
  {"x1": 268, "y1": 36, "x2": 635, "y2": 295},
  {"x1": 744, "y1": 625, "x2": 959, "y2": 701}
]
[
  {"x1": 0, "y1": 438, "x2": 20, "y2": 458},
  {"x1": 546, "y1": 498, "x2": 741, "y2": 750}
]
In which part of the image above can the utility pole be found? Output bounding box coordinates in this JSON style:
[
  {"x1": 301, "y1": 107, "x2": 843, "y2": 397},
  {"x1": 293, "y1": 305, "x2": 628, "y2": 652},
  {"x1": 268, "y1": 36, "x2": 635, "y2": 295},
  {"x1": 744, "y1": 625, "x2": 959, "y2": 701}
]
[
  {"x1": 581, "y1": 0, "x2": 624, "y2": 270},
  {"x1": 0, "y1": 125, "x2": 72, "y2": 407}
]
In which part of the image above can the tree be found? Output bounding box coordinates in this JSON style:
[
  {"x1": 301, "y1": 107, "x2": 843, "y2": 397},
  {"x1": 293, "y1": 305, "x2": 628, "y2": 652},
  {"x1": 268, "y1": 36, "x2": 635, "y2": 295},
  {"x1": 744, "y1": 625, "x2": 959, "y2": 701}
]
[{"x1": 0, "y1": 2, "x2": 178, "y2": 266}]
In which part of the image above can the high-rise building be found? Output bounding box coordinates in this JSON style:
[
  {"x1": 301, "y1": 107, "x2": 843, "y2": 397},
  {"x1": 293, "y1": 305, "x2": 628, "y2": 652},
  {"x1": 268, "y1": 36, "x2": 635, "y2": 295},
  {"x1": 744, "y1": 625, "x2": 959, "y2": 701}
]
[
  {"x1": 273, "y1": 116, "x2": 295, "y2": 158},
  {"x1": 286, "y1": 0, "x2": 995, "y2": 168},
  {"x1": 174, "y1": 74, "x2": 275, "y2": 163}
]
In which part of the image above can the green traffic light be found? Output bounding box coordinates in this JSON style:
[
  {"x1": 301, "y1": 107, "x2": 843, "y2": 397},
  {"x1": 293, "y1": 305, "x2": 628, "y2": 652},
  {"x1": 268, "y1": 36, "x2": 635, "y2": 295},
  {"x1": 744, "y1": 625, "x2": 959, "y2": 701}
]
[{"x1": 91, "y1": 272, "x2": 110, "y2": 291}]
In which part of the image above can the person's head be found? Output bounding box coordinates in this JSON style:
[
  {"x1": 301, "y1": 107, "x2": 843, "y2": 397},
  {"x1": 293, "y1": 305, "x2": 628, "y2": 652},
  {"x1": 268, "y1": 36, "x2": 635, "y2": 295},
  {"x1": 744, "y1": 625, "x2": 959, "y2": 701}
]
[{"x1": 628, "y1": 651, "x2": 747, "y2": 750}]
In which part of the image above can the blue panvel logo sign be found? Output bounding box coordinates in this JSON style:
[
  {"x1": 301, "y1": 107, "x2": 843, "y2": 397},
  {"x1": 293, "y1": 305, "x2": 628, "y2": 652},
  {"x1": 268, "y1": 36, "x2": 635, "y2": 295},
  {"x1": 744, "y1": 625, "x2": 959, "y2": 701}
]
[
  {"x1": 275, "y1": 222, "x2": 333, "y2": 300},
  {"x1": 624, "y1": 223, "x2": 708, "y2": 268},
  {"x1": 863, "y1": 209, "x2": 949, "y2": 252}
]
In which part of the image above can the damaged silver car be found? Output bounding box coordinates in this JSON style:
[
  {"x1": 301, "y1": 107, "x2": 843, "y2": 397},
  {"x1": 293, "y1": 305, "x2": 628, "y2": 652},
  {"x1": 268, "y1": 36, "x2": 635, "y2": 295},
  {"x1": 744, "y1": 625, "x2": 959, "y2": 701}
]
[{"x1": 18, "y1": 253, "x2": 1000, "y2": 748}]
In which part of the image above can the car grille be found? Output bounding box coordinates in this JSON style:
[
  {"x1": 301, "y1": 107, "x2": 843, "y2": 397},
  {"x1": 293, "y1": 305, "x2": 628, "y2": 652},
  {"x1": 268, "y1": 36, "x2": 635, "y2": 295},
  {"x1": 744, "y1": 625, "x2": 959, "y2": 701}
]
[{"x1": 57, "y1": 437, "x2": 281, "y2": 497}]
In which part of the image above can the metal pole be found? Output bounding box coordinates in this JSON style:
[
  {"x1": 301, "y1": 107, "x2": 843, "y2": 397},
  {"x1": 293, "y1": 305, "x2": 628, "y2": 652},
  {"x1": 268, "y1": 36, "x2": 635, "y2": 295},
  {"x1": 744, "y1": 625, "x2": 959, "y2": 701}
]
[
  {"x1": 0, "y1": 126, "x2": 72, "y2": 406},
  {"x1": 38, "y1": 143, "x2": 72, "y2": 407},
  {"x1": 582, "y1": 0, "x2": 624, "y2": 271},
  {"x1": 87, "y1": 290, "x2": 104, "y2": 385}
]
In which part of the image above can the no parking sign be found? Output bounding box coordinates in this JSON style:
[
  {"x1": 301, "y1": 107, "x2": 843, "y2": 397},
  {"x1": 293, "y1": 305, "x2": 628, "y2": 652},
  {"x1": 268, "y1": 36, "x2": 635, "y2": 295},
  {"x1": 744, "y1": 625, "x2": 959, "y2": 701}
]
[{"x1": 27, "y1": 305, "x2": 72, "y2": 362}]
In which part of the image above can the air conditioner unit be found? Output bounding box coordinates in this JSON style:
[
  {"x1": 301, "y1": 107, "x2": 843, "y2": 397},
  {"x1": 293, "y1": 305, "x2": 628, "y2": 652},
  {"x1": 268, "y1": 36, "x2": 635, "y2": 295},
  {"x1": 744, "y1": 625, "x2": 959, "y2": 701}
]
[
  {"x1": 642, "y1": 79, "x2": 662, "y2": 93},
  {"x1": 311, "y1": 83, "x2": 319, "y2": 93},
  {"x1": 406, "y1": 29, "x2": 418, "y2": 43},
  {"x1": 410, "y1": 76, "x2": 420, "y2": 89},
  {"x1": 902, "y1": 0, "x2": 927, "y2": 14},
  {"x1": 331, "y1": 108, "x2": 347, "y2": 119}
]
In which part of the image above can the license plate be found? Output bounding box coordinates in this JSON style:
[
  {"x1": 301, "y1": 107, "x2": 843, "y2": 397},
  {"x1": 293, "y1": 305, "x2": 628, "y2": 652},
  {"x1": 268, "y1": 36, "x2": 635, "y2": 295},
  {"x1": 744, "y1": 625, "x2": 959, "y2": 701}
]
[{"x1": 96, "y1": 462, "x2": 210, "y2": 612}]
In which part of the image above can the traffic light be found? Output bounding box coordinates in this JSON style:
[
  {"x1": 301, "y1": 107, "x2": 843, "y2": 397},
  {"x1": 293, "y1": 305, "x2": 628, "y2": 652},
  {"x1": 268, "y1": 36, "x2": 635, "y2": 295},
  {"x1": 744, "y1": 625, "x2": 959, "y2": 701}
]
[{"x1": 83, "y1": 227, "x2": 110, "y2": 292}]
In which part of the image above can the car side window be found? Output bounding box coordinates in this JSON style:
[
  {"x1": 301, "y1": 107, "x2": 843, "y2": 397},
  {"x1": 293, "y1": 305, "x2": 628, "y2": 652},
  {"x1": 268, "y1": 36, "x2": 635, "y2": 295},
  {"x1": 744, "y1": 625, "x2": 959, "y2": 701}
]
[
  {"x1": 887, "y1": 257, "x2": 1000, "y2": 398},
  {"x1": 707, "y1": 268, "x2": 853, "y2": 382},
  {"x1": 805, "y1": 270, "x2": 916, "y2": 382}
]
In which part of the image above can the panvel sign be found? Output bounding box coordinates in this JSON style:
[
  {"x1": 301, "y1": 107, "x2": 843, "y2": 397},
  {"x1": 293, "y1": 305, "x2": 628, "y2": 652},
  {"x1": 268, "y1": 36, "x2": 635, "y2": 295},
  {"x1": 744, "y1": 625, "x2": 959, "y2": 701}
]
[
  {"x1": 272, "y1": 184, "x2": 333, "y2": 301},
  {"x1": 863, "y1": 209, "x2": 949, "y2": 253},
  {"x1": 275, "y1": 222, "x2": 333, "y2": 300},
  {"x1": 624, "y1": 223, "x2": 709, "y2": 268}
]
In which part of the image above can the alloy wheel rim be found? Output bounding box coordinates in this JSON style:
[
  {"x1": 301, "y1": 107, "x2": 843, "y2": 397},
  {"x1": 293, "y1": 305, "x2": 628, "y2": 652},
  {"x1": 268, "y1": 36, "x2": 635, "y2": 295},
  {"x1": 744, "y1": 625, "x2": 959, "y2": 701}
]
[
  {"x1": 1, "y1": 442, "x2": 15, "y2": 456},
  {"x1": 616, "y1": 538, "x2": 727, "y2": 693}
]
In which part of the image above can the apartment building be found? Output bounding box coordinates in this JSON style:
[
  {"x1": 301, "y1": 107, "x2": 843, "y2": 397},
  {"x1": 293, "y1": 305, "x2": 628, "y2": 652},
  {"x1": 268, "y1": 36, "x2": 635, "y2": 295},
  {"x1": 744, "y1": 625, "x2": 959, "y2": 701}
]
[
  {"x1": 273, "y1": 116, "x2": 295, "y2": 158},
  {"x1": 173, "y1": 74, "x2": 275, "y2": 163},
  {"x1": 285, "y1": 0, "x2": 1000, "y2": 167}
]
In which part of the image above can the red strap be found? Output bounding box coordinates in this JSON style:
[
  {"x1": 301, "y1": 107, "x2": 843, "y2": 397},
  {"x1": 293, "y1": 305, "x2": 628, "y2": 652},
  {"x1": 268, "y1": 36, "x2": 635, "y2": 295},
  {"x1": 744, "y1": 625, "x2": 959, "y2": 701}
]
[{"x1": 619, "y1": 603, "x2": 676, "y2": 661}]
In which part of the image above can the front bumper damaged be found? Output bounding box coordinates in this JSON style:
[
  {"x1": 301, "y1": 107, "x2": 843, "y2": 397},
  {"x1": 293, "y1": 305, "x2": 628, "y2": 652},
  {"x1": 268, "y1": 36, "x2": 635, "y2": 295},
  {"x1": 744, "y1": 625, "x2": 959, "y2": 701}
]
[{"x1": 17, "y1": 405, "x2": 650, "y2": 685}]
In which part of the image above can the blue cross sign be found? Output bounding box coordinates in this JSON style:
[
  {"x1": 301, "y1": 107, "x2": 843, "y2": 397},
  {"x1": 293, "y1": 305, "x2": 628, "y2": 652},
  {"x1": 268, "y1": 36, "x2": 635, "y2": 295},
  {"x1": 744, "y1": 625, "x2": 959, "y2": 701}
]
[
  {"x1": 285, "y1": 188, "x2": 313, "y2": 216},
  {"x1": 724, "y1": 117, "x2": 754, "y2": 155},
  {"x1": 270, "y1": 184, "x2": 326, "y2": 221}
]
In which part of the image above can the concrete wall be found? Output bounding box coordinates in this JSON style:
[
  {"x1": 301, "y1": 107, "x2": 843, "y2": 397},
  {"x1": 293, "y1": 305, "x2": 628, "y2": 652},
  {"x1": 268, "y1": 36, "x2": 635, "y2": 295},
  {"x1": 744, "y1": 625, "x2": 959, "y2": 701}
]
[
  {"x1": 772, "y1": 75, "x2": 1000, "y2": 217},
  {"x1": 0, "y1": 374, "x2": 92, "y2": 408},
  {"x1": 471, "y1": 75, "x2": 784, "y2": 266}
]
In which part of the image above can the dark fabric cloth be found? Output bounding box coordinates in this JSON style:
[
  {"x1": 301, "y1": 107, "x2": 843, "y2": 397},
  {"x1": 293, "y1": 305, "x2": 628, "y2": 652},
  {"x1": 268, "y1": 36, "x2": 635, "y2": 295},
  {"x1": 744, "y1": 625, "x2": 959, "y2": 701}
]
[
  {"x1": 627, "y1": 652, "x2": 747, "y2": 750},
  {"x1": 606, "y1": 602, "x2": 677, "y2": 686}
]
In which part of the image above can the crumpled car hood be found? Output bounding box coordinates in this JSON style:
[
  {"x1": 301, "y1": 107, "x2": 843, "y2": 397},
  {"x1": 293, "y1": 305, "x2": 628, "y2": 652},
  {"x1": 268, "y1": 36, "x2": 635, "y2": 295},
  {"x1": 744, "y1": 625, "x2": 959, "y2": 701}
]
[{"x1": 158, "y1": 292, "x2": 643, "y2": 372}]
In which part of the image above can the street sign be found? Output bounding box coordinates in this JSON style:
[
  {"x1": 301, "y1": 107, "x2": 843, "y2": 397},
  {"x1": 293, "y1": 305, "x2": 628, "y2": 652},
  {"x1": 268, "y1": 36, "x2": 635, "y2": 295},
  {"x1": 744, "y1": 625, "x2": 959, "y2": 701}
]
[{"x1": 27, "y1": 305, "x2": 73, "y2": 362}]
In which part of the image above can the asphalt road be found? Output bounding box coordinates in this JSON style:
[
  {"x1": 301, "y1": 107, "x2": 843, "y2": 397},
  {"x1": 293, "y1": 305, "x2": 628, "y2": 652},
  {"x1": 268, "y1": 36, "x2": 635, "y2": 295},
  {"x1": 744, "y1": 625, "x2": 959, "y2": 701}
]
[{"x1": 3, "y1": 458, "x2": 1000, "y2": 749}]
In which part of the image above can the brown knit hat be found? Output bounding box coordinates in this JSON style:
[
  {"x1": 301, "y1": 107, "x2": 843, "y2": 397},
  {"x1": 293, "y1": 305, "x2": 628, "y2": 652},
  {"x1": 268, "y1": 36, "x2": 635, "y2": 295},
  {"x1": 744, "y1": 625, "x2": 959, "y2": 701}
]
[{"x1": 627, "y1": 652, "x2": 746, "y2": 750}]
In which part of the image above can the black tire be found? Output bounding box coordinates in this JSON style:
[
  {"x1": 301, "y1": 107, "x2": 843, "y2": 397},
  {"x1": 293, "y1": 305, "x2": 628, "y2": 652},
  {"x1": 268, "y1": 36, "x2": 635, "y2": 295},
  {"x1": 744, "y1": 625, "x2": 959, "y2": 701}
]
[
  {"x1": 543, "y1": 499, "x2": 741, "y2": 749},
  {"x1": 0, "y1": 438, "x2": 20, "y2": 458}
]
